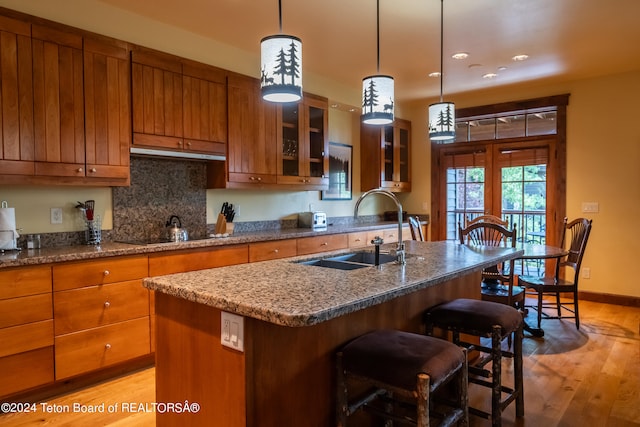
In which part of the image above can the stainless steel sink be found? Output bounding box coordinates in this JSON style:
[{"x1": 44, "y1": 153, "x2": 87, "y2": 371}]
[
  {"x1": 297, "y1": 251, "x2": 398, "y2": 270},
  {"x1": 328, "y1": 252, "x2": 397, "y2": 265}
]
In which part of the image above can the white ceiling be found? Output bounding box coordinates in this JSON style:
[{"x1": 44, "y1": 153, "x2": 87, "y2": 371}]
[{"x1": 99, "y1": 0, "x2": 640, "y2": 103}]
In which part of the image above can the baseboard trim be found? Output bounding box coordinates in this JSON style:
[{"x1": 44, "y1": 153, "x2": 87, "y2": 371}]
[{"x1": 579, "y1": 291, "x2": 640, "y2": 307}]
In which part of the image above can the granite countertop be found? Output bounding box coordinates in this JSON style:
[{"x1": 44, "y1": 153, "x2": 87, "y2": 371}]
[
  {"x1": 0, "y1": 221, "x2": 404, "y2": 268},
  {"x1": 143, "y1": 240, "x2": 524, "y2": 327}
]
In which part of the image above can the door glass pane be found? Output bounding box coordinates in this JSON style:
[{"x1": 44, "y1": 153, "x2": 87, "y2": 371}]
[
  {"x1": 446, "y1": 166, "x2": 485, "y2": 240},
  {"x1": 501, "y1": 164, "x2": 547, "y2": 274}
]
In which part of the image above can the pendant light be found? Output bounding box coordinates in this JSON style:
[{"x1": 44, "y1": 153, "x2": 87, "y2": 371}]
[
  {"x1": 428, "y1": 0, "x2": 455, "y2": 142},
  {"x1": 362, "y1": 0, "x2": 394, "y2": 125},
  {"x1": 261, "y1": 0, "x2": 302, "y2": 103}
]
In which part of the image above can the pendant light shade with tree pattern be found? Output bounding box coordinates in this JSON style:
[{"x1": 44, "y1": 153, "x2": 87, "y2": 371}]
[
  {"x1": 428, "y1": 0, "x2": 455, "y2": 141},
  {"x1": 362, "y1": 0, "x2": 394, "y2": 125},
  {"x1": 261, "y1": 0, "x2": 302, "y2": 103}
]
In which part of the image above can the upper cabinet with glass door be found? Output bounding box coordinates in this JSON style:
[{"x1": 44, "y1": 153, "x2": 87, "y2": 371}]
[
  {"x1": 277, "y1": 94, "x2": 329, "y2": 190},
  {"x1": 360, "y1": 118, "x2": 411, "y2": 192}
]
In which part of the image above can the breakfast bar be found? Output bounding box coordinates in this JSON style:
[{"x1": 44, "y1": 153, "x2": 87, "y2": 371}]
[{"x1": 144, "y1": 240, "x2": 523, "y2": 427}]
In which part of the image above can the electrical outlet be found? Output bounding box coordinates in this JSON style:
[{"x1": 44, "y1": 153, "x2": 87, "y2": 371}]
[
  {"x1": 221, "y1": 311, "x2": 244, "y2": 352},
  {"x1": 582, "y1": 267, "x2": 591, "y2": 279},
  {"x1": 50, "y1": 207, "x2": 63, "y2": 224}
]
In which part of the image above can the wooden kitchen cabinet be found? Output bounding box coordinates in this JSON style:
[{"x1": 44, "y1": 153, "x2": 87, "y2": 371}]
[
  {"x1": 148, "y1": 244, "x2": 249, "y2": 276},
  {"x1": 0, "y1": 14, "x2": 34, "y2": 179},
  {"x1": 83, "y1": 35, "x2": 131, "y2": 183},
  {"x1": 208, "y1": 73, "x2": 278, "y2": 188},
  {"x1": 277, "y1": 94, "x2": 329, "y2": 190},
  {"x1": 52, "y1": 255, "x2": 150, "y2": 380},
  {"x1": 296, "y1": 234, "x2": 348, "y2": 256},
  {"x1": 31, "y1": 24, "x2": 86, "y2": 179},
  {"x1": 131, "y1": 47, "x2": 183, "y2": 149},
  {"x1": 0, "y1": 265, "x2": 54, "y2": 397},
  {"x1": 0, "y1": 10, "x2": 131, "y2": 186},
  {"x1": 249, "y1": 239, "x2": 297, "y2": 262},
  {"x1": 131, "y1": 46, "x2": 226, "y2": 158},
  {"x1": 361, "y1": 118, "x2": 412, "y2": 192}
]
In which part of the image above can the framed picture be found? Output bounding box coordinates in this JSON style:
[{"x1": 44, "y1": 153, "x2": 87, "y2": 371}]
[{"x1": 322, "y1": 142, "x2": 352, "y2": 200}]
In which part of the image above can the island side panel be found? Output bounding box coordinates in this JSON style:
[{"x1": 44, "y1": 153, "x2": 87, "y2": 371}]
[
  {"x1": 155, "y1": 292, "x2": 246, "y2": 427},
  {"x1": 246, "y1": 271, "x2": 481, "y2": 427}
]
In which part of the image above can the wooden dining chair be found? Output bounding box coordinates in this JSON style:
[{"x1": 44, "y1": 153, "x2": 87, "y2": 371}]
[
  {"x1": 459, "y1": 222, "x2": 524, "y2": 310},
  {"x1": 466, "y1": 214, "x2": 509, "y2": 228},
  {"x1": 518, "y1": 217, "x2": 593, "y2": 330},
  {"x1": 409, "y1": 215, "x2": 424, "y2": 241}
]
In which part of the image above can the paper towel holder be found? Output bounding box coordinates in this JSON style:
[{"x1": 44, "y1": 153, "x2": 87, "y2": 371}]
[{"x1": 0, "y1": 200, "x2": 21, "y2": 252}]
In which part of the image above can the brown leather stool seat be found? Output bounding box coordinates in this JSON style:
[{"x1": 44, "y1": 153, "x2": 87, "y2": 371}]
[
  {"x1": 336, "y1": 329, "x2": 469, "y2": 427},
  {"x1": 425, "y1": 299, "x2": 524, "y2": 427}
]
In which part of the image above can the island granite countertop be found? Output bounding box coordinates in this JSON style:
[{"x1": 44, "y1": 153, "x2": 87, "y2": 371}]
[
  {"x1": 143, "y1": 240, "x2": 524, "y2": 327},
  {"x1": 0, "y1": 221, "x2": 404, "y2": 269}
]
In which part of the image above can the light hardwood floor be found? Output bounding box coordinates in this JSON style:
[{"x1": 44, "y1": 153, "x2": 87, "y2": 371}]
[{"x1": 1, "y1": 298, "x2": 638, "y2": 426}]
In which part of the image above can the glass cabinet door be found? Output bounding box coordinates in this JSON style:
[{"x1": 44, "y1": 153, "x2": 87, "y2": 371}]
[
  {"x1": 281, "y1": 103, "x2": 299, "y2": 177},
  {"x1": 277, "y1": 95, "x2": 328, "y2": 189}
]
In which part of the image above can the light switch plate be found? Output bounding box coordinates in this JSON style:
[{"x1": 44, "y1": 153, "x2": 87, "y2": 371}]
[
  {"x1": 50, "y1": 207, "x2": 63, "y2": 224},
  {"x1": 221, "y1": 311, "x2": 244, "y2": 352},
  {"x1": 581, "y1": 202, "x2": 599, "y2": 213}
]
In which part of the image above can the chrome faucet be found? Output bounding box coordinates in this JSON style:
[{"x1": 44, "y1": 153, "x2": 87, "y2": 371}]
[{"x1": 354, "y1": 188, "x2": 406, "y2": 265}]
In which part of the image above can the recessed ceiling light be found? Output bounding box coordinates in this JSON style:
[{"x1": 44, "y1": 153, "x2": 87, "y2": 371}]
[
  {"x1": 428, "y1": 72, "x2": 441, "y2": 78},
  {"x1": 512, "y1": 54, "x2": 529, "y2": 61},
  {"x1": 468, "y1": 63, "x2": 482, "y2": 69},
  {"x1": 451, "y1": 52, "x2": 469, "y2": 60},
  {"x1": 330, "y1": 103, "x2": 339, "y2": 108},
  {"x1": 497, "y1": 66, "x2": 507, "y2": 71},
  {"x1": 482, "y1": 73, "x2": 498, "y2": 79}
]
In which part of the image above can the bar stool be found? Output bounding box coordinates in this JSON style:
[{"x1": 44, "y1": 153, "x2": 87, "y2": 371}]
[
  {"x1": 336, "y1": 329, "x2": 469, "y2": 427},
  {"x1": 424, "y1": 299, "x2": 524, "y2": 427}
]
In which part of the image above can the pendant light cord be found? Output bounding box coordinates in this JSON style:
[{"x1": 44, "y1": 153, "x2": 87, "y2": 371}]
[
  {"x1": 376, "y1": 0, "x2": 380, "y2": 73},
  {"x1": 439, "y1": 0, "x2": 444, "y2": 103},
  {"x1": 278, "y1": 0, "x2": 283, "y2": 33}
]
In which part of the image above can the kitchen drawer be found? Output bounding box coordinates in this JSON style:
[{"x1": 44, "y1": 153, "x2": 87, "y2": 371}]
[
  {"x1": 367, "y1": 227, "x2": 410, "y2": 245},
  {"x1": 149, "y1": 244, "x2": 248, "y2": 275},
  {"x1": 0, "y1": 320, "x2": 54, "y2": 358},
  {"x1": 249, "y1": 240, "x2": 297, "y2": 262},
  {"x1": 0, "y1": 293, "x2": 52, "y2": 329},
  {"x1": 0, "y1": 265, "x2": 52, "y2": 299},
  {"x1": 55, "y1": 317, "x2": 150, "y2": 380},
  {"x1": 296, "y1": 234, "x2": 348, "y2": 256},
  {"x1": 348, "y1": 232, "x2": 369, "y2": 248},
  {"x1": 53, "y1": 255, "x2": 148, "y2": 291},
  {"x1": 54, "y1": 280, "x2": 150, "y2": 335},
  {"x1": 0, "y1": 347, "x2": 54, "y2": 398}
]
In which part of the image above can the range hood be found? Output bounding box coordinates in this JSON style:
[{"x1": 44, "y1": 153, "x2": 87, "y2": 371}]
[{"x1": 130, "y1": 147, "x2": 225, "y2": 161}]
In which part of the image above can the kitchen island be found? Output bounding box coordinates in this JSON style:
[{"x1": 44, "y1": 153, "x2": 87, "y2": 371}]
[{"x1": 144, "y1": 240, "x2": 523, "y2": 427}]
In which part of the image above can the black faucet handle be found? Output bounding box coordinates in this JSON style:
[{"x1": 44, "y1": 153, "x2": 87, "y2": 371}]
[{"x1": 371, "y1": 236, "x2": 384, "y2": 246}]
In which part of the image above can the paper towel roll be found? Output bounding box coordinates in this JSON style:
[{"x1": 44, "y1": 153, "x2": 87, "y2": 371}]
[{"x1": 0, "y1": 206, "x2": 19, "y2": 250}]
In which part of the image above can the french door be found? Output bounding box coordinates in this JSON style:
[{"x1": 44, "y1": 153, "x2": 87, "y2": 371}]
[{"x1": 435, "y1": 139, "x2": 560, "y2": 273}]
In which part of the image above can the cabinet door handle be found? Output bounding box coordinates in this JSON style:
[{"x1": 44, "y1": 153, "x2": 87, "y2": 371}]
[
  {"x1": 104, "y1": 301, "x2": 110, "y2": 308},
  {"x1": 177, "y1": 140, "x2": 183, "y2": 146},
  {"x1": 103, "y1": 270, "x2": 110, "y2": 276},
  {"x1": 77, "y1": 168, "x2": 83, "y2": 173},
  {"x1": 105, "y1": 343, "x2": 111, "y2": 350},
  {"x1": 274, "y1": 249, "x2": 279, "y2": 253},
  {"x1": 321, "y1": 242, "x2": 328, "y2": 246},
  {"x1": 187, "y1": 142, "x2": 192, "y2": 147},
  {"x1": 90, "y1": 168, "x2": 97, "y2": 173}
]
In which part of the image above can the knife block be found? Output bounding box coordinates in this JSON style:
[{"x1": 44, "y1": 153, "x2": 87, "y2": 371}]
[{"x1": 215, "y1": 213, "x2": 227, "y2": 234}]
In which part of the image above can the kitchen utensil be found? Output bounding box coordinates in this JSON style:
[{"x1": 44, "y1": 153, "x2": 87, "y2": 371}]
[
  {"x1": 166, "y1": 215, "x2": 188, "y2": 242},
  {"x1": 85, "y1": 200, "x2": 95, "y2": 220}
]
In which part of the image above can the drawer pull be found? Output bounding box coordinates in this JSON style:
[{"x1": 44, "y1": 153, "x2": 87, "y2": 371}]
[
  {"x1": 103, "y1": 270, "x2": 110, "y2": 276},
  {"x1": 90, "y1": 168, "x2": 97, "y2": 173},
  {"x1": 274, "y1": 249, "x2": 279, "y2": 253},
  {"x1": 321, "y1": 242, "x2": 328, "y2": 246},
  {"x1": 77, "y1": 167, "x2": 83, "y2": 173},
  {"x1": 355, "y1": 238, "x2": 361, "y2": 242},
  {"x1": 104, "y1": 301, "x2": 110, "y2": 308},
  {"x1": 105, "y1": 343, "x2": 111, "y2": 350}
]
